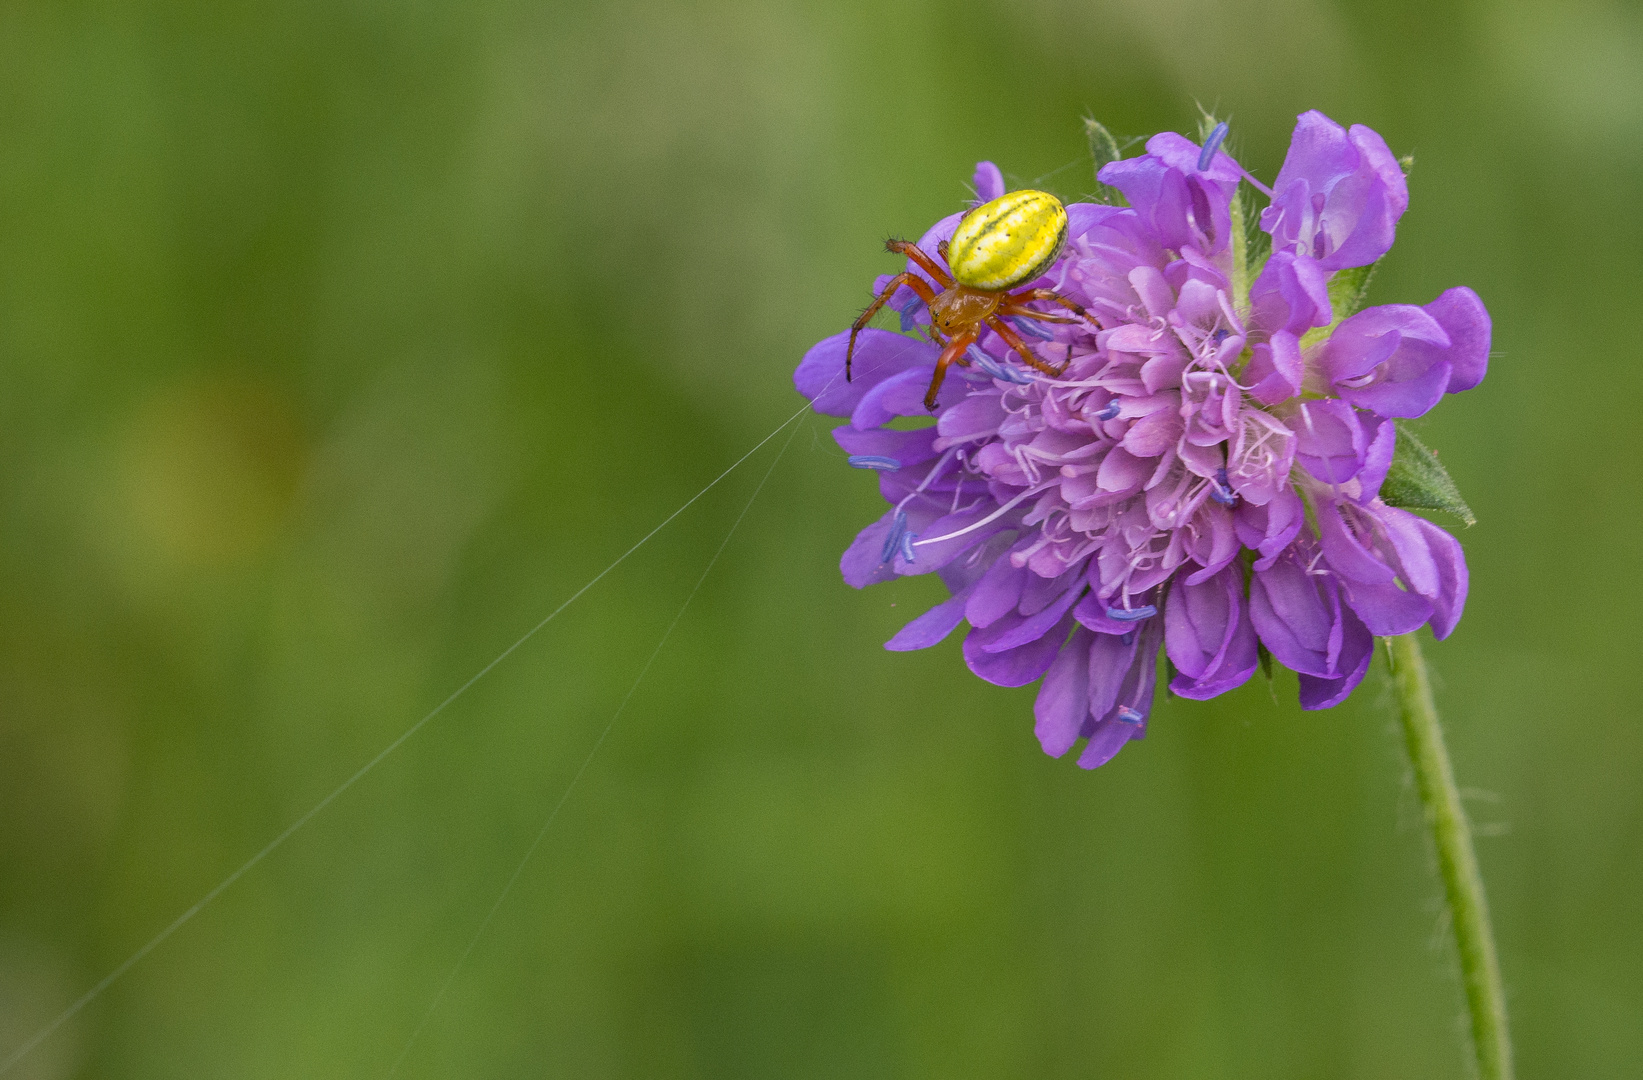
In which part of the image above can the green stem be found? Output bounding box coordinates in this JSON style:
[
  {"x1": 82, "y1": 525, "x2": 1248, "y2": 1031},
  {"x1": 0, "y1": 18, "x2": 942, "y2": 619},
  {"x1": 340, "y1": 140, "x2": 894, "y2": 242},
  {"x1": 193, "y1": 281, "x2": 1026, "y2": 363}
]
[
  {"x1": 1229, "y1": 190, "x2": 1250, "y2": 316},
  {"x1": 1386, "y1": 633, "x2": 1514, "y2": 1080}
]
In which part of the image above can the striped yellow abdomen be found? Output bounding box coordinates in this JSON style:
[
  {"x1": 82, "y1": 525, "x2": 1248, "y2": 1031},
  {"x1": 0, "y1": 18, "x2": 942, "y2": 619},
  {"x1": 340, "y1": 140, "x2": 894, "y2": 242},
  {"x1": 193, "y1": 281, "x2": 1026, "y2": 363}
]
[{"x1": 946, "y1": 189, "x2": 1069, "y2": 292}]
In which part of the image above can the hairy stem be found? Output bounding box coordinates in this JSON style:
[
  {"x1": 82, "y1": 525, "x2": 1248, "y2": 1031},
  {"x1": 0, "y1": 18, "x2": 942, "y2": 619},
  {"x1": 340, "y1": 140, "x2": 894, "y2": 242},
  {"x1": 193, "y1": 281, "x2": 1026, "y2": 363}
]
[
  {"x1": 1229, "y1": 190, "x2": 1250, "y2": 316},
  {"x1": 1386, "y1": 633, "x2": 1513, "y2": 1080}
]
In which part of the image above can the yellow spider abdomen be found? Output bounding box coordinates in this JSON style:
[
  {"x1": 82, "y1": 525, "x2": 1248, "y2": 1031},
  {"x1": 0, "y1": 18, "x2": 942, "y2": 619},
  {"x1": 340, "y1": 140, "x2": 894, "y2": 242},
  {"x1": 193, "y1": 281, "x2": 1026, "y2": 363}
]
[{"x1": 946, "y1": 189, "x2": 1069, "y2": 292}]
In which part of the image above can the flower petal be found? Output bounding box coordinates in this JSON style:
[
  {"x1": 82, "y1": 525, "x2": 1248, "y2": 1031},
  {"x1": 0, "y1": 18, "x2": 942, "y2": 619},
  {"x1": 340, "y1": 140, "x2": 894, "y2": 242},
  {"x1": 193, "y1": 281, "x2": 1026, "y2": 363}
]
[
  {"x1": 1099, "y1": 134, "x2": 1238, "y2": 257},
  {"x1": 1293, "y1": 399, "x2": 1374, "y2": 484},
  {"x1": 1250, "y1": 250, "x2": 1332, "y2": 337},
  {"x1": 840, "y1": 513, "x2": 902, "y2": 588},
  {"x1": 965, "y1": 553, "x2": 1030, "y2": 629},
  {"x1": 1424, "y1": 286, "x2": 1491, "y2": 394},
  {"x1": 1035, "y1": 627, "x2": 1094, "y2": 757},
  {"x1": 1079, "y1": 616, "x2": 1163, "y2": 767},
  {"x1": 936, "y1": 392, "x2": 1008, "y2": 445},
  {"x1": 1260, "y1": 111, "x2": 1408, "y2": 270},
  {"x1": 963, "y1": 612, "x2": 1072, "y2": 687},
  {"x1": 973, "y1": 160, "x2": 1005, "y2": 204},
  {"x1": 1376, "y1": 504, "x2": 1469, "y2": 639},
  {"x1": 1065, "y1": 201, "x2": 1129, "y2": 240},
  {"x1": 1249, "y1": 546, "x2": 1338, "y2": 678},
  {"x1": 1338, "y1": 578, "x2": 1433, "y2": 636},
  {"x1": 796, "y1": 329, "x2": 940, "y2": 417},
  {"x1": 1165, "y1": 561, "x2": 1258, "y2": 698},
  {"x1": 852, "y1": 367, "x2": 935, "y2": 429},
  {"x1": 1321, "y1": 304, "x2": 1454, "y2": 419},
  {"x1": 981, "y1": 580, "x2": 1085, "y2": 653},
  {"x1": 885, "y1": 583, "x2": 976, "y2": 651},
  {"x1": 1315, "y1": 498, "x2": 1397, "y2": 584},
  {"x1": 831, "y1": 424, "x2": 941, "y2": 468}
]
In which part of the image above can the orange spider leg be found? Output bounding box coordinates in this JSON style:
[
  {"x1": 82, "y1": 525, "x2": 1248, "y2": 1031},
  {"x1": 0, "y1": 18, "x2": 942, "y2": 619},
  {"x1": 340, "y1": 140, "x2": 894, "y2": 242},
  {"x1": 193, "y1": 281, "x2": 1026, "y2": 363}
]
[
  {"x1": 885, "y1": 239, "x2": 954, "y2": 288},
  {"x1": 924, "y1": 328, "x2": 978, "y2": 410},
  {"x1": 1004, "y1": 287, "x2": 1090, "y2": 321},
  {"x1": 997, "y1": 304, "x2": 1080, "y2": 325},
  {"x1": 986, "y1": 315, "x2": 1067, "y2": 378},
  {"x1": 847, "y1": 272, "x2": 942, "y2": 382}
]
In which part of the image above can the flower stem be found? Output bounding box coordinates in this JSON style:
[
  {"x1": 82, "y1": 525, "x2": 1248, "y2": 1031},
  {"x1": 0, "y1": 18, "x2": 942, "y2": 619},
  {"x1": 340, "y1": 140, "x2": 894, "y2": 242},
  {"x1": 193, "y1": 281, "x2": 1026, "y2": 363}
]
[
  {"x1": 1229, "y1": 190, "x2": 1251, "y2": 315},
  {"x1": 1385, "y1": 633, "x2": 1513, "y2": 1080}
]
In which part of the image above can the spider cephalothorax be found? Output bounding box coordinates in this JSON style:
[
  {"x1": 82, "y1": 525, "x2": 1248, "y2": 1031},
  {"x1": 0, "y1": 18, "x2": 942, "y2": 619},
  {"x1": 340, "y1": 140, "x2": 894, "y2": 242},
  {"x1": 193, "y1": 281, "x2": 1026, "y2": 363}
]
[{"x1": 846, "y1": 188, "x2": 1094, "y2": 409}]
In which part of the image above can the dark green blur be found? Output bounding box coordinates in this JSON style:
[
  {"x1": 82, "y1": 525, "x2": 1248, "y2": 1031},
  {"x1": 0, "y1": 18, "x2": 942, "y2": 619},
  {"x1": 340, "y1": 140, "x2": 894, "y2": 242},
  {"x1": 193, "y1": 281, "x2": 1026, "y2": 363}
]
[{"x1": 0, "y1": 0, "x2": 1636, "y2": 1076}]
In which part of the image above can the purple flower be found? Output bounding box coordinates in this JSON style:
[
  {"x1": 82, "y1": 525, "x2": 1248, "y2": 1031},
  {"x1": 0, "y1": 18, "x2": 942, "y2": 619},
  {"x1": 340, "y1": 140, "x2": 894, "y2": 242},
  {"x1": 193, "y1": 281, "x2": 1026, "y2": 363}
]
[
  {"x1": 1260, "y1": 110, "x2": 1410, "y2": 270},
  {"x1": 797, "y1": 111, "x2": 1489, "y2": 769},
  {"x1": 1320, "y1": 288, "x2": 1492, "y2": 417}
]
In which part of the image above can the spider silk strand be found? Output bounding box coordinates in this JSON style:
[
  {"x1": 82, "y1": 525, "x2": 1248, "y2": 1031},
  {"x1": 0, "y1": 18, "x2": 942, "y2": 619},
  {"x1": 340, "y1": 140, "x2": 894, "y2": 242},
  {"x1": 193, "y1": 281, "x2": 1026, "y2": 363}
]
[
  {"x1": 0, "y1": 401, "x2": 817, "y2": 1079},
  {"x1": 386, "y1": 415, "x2": 805, "y2": 1077}
]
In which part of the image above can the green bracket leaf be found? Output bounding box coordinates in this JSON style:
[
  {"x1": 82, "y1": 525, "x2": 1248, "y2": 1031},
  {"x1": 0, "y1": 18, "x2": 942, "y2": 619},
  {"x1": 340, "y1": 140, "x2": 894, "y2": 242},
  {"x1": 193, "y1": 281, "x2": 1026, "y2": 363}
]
[
  {"x1": 1083, "y1": 117, "x2": 1125, "y2": 205},
  {"x1": 1194, "y1": 106, "x2": 1225, "y2": 143},
  {"x1": 1380, "y1": 424, "x2": 1476, "y2": 526}
]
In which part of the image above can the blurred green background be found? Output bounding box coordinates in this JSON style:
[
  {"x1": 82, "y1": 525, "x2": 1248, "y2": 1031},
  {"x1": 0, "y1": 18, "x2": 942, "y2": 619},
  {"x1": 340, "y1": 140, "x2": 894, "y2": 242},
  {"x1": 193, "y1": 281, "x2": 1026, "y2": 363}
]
[{"x1": 0, "y1": 0, "x2": 1637, "y2": 1076}]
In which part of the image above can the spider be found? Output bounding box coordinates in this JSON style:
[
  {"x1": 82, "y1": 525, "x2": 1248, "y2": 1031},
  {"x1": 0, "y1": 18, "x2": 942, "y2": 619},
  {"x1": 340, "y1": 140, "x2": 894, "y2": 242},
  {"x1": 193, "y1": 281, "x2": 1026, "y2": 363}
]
[{"x1": 846, "y1": 188, "x2": 1093, "y2": 410}]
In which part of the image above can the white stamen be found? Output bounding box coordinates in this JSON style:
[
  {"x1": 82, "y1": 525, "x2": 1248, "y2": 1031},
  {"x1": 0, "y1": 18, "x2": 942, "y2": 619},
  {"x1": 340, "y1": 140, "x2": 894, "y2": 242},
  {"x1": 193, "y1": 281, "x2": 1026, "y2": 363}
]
[{"x1": 913, "y1": 483, "x2": 1051, "y2": 547}]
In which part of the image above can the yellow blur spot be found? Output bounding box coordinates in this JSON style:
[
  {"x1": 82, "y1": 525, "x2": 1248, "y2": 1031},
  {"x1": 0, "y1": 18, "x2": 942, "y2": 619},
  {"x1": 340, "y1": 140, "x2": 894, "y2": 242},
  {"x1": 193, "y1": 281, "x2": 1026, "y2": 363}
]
[
  {"x1": 946, "y1": 189, "x2": 1068, "y2": 292},
  {"x1": 120, "y1": 375, "x2": 307, "y2": 567}
]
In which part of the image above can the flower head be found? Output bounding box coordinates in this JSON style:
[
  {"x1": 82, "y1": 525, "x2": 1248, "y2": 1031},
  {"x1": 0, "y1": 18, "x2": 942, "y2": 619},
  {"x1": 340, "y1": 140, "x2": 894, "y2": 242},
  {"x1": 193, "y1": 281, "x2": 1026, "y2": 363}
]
[{"x1": 796, "y1": 112, "x2": 1489, "y2": 769}]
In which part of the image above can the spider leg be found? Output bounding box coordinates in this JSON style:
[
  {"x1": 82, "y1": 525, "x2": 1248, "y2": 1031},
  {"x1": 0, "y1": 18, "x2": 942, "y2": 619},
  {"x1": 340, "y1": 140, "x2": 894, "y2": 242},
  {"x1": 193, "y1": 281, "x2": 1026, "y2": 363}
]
[
  {"x1": 997, "y1": 304, "x2": 1080, "y2": 325},
  {"x1": 886, "y1": 239, "x2": 955, "y2": 288},
  {"x1": 924, "y1": 329, "x2": 978, "y2": 411},
  {"x1": 1004, "y1": 287, "x2": 1092, "y2": 323},
  {"x1": 986, "y1": 315, "x2": 1067, "y2": 378},
  {"x1": 848, "y1": 272, "x2": 941, "y2": 381}
]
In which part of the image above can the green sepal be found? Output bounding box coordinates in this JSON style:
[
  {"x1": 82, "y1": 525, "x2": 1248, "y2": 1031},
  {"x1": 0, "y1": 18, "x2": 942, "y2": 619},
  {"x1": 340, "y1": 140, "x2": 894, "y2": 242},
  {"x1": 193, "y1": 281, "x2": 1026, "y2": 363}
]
[
  {"x1": 1380, "y1": 424, "x2": 1476, "y2": 526},
  {"x1": 1232, "y1": 186, "x2": 1269, "y2": 316},
  {"x1": 1257, "y1": 642, "x2": 1274, "y2": 684},
  {"x1": 1239, "y1": 187, "x2": 1270, "y2": 277},
  {"x1": 1194, "y1": 106, "x2": 1224, "y2": 143},
  {"x1": 1083, "y1": 117, "x2": 1125, "y2": 205}
]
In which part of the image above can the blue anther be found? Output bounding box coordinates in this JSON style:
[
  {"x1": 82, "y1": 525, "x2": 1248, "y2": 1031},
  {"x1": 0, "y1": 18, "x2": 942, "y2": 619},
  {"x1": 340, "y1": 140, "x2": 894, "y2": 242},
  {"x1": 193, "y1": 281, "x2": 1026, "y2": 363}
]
[
  {"x1": 1010, "y1": 316, "x2": 1056, "y2": 341},
  {"x1": 967, "y1": 345, "x2": 1034, "y2": 385},
  {"x1": 1120, "y1": 631, "x2": 1135, "y2": 646},
  {"x1": 1198, "y1": 122, "x2": 1229, "y2": 171},
  {"x1": 895, "y1": 290, "x2": 924, "y2": 332},
  {"x1": 1106, "y1": 604, "x2": 1158, "y2": 622},
  {"x1": 969, "y1": 349, "x2": 1004, "y2": 379},
  {"x1": 1211, "y1": 327, "x2": 1231, "y2": 345},
  {"x1": 900, "y1": 530, "x2": 918, "y2": 563},
  {"x1": 880, "y1": 510, "x2": 908, "y2": 564},
  {"x1": 1116, "y1": 707, "x2": 1145, "y2": 725},
  {"x1": 1210, "y1": 465, "x2": 1239, "y2": 506},
  {"x1": 1094, "y1": 399, "x2": 1122, "y2": 421},
  {"x1": 847, "y1": 455, "x2": 901, "y2": 471}
]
